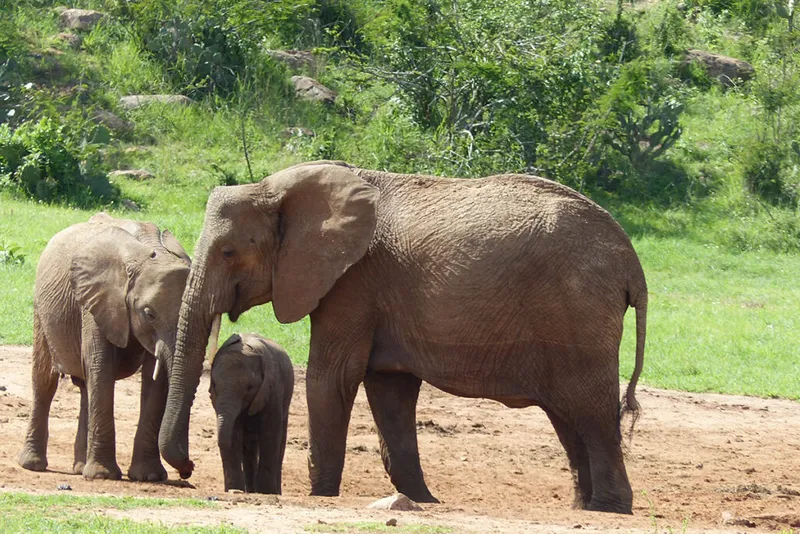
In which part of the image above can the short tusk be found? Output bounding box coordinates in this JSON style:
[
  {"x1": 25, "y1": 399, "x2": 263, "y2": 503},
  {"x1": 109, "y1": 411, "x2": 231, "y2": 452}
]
[
  {"x1": 207, "y1": 314, "x2": 222, "y2": 364},
  {"x1": 153, "y1": 357, "x2": 161, "y2": 381}
]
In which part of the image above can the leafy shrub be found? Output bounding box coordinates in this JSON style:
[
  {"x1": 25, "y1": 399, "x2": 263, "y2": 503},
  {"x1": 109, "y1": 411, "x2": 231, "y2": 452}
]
[
  {"x1": 0, "y1": 242, "x2": 25, "y2": 266},
  {"x1": 0, "y1": 118, "x2": 118, "y2": 205}
]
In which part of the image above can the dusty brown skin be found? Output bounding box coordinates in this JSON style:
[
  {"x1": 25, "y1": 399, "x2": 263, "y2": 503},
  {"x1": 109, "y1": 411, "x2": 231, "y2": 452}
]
[
  {"x1": 18, "y1": 213, "x2": 190, "y2": 481},
  {"x1": 159, "y1": 161, "x2": 648, "y2": 514},
  {"x1": 210, "y1": 333, "x2": 294, "y2": 494}
]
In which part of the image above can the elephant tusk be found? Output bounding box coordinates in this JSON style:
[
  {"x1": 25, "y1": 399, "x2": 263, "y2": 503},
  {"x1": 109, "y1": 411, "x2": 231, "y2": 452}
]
[
  {"x1": 153, "y1": 357, "x2": 161, "y2": 381},
  {"x1": 207, "y1": 314, "x2": 222, "y2": 364}
]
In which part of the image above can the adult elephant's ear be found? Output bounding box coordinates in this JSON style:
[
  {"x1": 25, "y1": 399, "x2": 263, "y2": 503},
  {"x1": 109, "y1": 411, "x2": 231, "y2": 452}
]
[
  {"x1": 270, "y1": 163, "x2": 379, "y2": 323},
  {"x1": 70, "y1": 227, "x2": 145, "y2": 348}
]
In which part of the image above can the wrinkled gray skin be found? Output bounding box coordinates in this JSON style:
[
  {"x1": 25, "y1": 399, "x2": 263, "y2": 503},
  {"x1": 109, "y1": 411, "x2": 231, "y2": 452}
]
[
  {"x1": 18, "y1": 213, "x2": 190, "y2": 481},
  {"x1": 209, "y1": 333, "x2": 293, "y2": 494},
  {"x1": 160, "y1": 161, "x2": 647, "y2": 514}
]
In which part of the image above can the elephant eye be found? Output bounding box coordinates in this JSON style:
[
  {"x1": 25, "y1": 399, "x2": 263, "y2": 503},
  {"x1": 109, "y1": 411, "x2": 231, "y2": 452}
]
[
  {"x1": 222, "y1": 246, "x2": 235, "y2": 259},
  {"x1": 144, "y1": 308, "x2": 156, "y2": 322}
]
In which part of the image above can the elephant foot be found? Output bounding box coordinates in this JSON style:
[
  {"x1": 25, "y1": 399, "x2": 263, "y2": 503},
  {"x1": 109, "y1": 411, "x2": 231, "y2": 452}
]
[
  {"x1": 128, "y1": 461, "x2": 168, "y2": 482},
  {"x1": 83, "y1": 460, "x2": 122, "y2": 480},
  {"x1": 18, "y1": 447, "x2": 48, "y2": 472},
  {"x1": 73, "y1": 461, "x2": 86, "y2": 475},
  {"x1": 399, "y1": 486, "x2": 440, "y2": 504},
  {"x1": 585, "y1": 499, "x2": 632, "y2": 515}
]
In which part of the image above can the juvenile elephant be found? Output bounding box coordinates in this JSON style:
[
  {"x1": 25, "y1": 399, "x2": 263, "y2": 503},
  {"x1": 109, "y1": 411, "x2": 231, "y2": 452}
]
[
  {"x1": 19, "y1": 213, "x2": 191, "y2": 481},
  {"x1": 159, "y1": 161, "x2": 648, "y2": 514},
  {"x1": 209, "y1": 333, "x2": 293, "y2": 494}
]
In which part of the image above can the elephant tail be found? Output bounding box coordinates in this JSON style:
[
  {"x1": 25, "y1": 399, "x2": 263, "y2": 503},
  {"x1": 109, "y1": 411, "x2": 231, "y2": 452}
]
[{"x1": 621, "y1": 273, "x2": 647, "y2": 441}]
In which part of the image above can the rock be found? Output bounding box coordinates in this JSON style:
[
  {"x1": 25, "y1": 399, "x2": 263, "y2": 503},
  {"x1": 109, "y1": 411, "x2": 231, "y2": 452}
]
[
  {"x1": 280, "y1": 127, "x2": 316, "y2": 139},
  {"x1": 92, "y1": 110, "x2": 132, "y2": 133},
  {"x1": 0, "y1": 386, "x2": 6, "y2": 391},
  {"x1": 108, "y1": 169, "x2": 155, "y2": 181},
  {"x1": 683, "y1": 49, "x2": 755, "y2": 87},
  {"x1": 267, "y1": 50, "x2": 317, "y2": 71},
  {"x1": 121, "y1": 199, "x2": 140, "y2": 211},
  {"x1": 367, "y1": 493, "x2": 423, "y2": 512},
  {"x1": 59, "y1": 9, "x2": 106, "y2": 32},
  {"x1": 385, "y1": 518, "x2": 398, "y2": 526},
  {"x1": 56, "y1": 33, "x2": 82, "y2": 50},
  {"x1": 291, "y1": 76, "x2": 336, "y2": 105},
  {"x1": 119, "y1": 94, "x2": 193, "y2": 111},
  {"x1": 56, "y1": 484, "x2": 72, "y2": 491}
]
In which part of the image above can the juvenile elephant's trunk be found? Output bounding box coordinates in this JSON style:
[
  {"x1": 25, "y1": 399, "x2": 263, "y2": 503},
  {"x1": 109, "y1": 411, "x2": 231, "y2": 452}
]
[
  {"x1": 159, "y1": 261, "x2": 214, "y2": 478},
  {"x1": 216, "y1": 412, "x2": 235, "y2": 452}
]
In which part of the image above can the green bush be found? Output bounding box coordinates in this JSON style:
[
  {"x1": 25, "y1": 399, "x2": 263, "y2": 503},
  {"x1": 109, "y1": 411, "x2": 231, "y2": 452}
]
[{"x1": 0, "y1": 118, "x2": 118, "y2": 205}]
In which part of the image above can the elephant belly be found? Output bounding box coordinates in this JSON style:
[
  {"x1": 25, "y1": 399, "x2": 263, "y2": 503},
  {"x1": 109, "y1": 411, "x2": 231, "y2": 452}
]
[{"x1": 367, "y1": 338, "x2": 549, "y2": 407}]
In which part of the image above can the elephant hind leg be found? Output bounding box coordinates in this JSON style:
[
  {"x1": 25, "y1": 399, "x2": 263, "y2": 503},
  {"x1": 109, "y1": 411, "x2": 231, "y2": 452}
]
[
  {"x1": 545, "y1": 409, "x2": 592, "y2": 509},
  {"x1": 19, "y1": 311, "x2": 59, "y2": 472},
  {"x1": 363, "y1": 369, "x2": 438, "y2": 504}
]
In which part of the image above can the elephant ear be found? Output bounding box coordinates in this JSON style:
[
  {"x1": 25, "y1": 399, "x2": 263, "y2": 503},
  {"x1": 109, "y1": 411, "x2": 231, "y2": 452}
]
[
  {"x1": 70, "y1": 227, "x2": 148, "y2": 348},
  {"x1": 160, "y1": 229, "x2": 191, "y2": 265},
  {"x1": 248, "y1": 349, "x2": 271, "y2": 416},
  {"x1": 270, "y1": 164, "x2": 379, "y2": 323}
]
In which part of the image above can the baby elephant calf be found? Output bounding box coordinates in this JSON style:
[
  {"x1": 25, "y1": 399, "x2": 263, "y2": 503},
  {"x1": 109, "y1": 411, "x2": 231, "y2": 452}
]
[{"x1": 209, "y1": 333, "x2": 294, "y2": 494}]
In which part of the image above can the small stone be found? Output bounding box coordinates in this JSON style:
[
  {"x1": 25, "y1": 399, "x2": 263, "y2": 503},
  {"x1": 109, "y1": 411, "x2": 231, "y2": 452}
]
[
  {"x1": 56, "y1": 33, "x2": 82, "y2": 49},
  {"x1": 206, "y1": 496, "x2": 219, "y2": 501},
  {"x1": 386, "y1": 518, "x2": 398, "y2": 526},
  {"x1": 59, "y1": 9, "x2": 106, "y2": 31},
  {"x1": 266, "y1": 50, "x2": 317, "y2": 71},
  {"x1": 121, "y1": 199, "x2": 140, "y2": 211},
  {"x1": 108, "y1": 169, "x2": 155, "y2": 181},
  {"x1": 57, "y1": 484, "x2": 72, "y2": 491},
  {"x1": 573, "y1": 524, "x2": 583, "y2": 529},
  {"x1": 92, "y1": 110, "x2": 132, "y2": 133},
  {"x1": 367, "y1": 493, "x2": 423, "y2": 511},
  {"x1": 119, "y1": 94, "x2": 193, "y2": 111},
  {"x1": 0, "y1": 386, "x2": 6, "y2": 391},
  {"x1": 291, "y1": 76, "x2": 336, "y2": 105}
]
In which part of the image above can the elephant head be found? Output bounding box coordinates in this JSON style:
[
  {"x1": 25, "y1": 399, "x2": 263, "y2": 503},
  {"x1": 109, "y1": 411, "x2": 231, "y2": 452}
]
[
  {"x1": 159, "y1": 162, "x2": 379, "y2": 476},
  {"x1": 71, "y1": 219, "x2": 191, "y2": 373}
]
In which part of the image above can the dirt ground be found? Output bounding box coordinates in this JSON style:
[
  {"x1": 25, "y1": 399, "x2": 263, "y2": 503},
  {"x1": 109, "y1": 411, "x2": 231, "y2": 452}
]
[{"x1": 1, "y1": 345, "x2": 799, "y2": 533}]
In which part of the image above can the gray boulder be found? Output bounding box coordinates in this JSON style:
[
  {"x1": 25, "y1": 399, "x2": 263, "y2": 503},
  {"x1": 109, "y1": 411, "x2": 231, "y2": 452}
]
[
  {"x1": 684, "y1": 49, "x2": 755, "y2": 87},
  {"x1": 291, "y1": 76, "x2": 336, "y2": 105},
  {"x1": 119, "y1": 94, "x2": 193, "y2": 111},
  {"x1": 59, "y1": 9, "x2": 106, "y2": 32}
]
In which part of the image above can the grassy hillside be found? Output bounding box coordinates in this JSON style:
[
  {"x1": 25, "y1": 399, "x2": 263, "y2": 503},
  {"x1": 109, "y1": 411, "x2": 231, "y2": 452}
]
[{"x1": 1, "y1": 0, "x2": 799, "y2": 397}]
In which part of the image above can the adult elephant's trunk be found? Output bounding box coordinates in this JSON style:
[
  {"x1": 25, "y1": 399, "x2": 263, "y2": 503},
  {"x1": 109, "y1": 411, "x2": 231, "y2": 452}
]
[{"x1": 159, "y1": 259, "x2": 217, "y2": 478}]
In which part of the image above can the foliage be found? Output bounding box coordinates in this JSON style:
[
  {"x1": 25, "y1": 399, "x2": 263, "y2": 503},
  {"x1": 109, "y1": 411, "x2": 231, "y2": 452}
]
[
  {"x1": 0, "y1": 117, "x2": 118, "y2": 205},
  {"x1": 0, "y1": 241, "x2": 25, "y2": 266}
]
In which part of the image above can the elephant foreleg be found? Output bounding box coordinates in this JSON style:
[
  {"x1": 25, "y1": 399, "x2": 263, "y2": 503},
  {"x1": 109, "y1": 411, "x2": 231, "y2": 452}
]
[
  {"x1": 545, "y1": 408, "x2": 592, "y2": 509},
  {"x1": 19, "y1": 311, "x2": 59, "y2": 472},
  {"x1": 243, "y1": 418, "x2": 258, "y2": 493},
  {"x1": 306, "y1": 372, "x2": 360, "y2": 497},
  {"x1": 128, "y1": 355, "x2": 168, "y2": 481},
  {"x1": 81, "y1": 320, "x2": 122, "y2": 480},
  {"x1": 72, "y1": 377, "x2": 88, "y2": 474},
  {"x1": 363, "y1": 370, "x2": 437, "y2": 503}
]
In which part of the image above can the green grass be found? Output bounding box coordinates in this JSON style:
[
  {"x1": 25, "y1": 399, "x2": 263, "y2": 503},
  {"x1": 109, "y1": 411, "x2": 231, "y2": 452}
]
[
  {"x1": 305, "y1": 522, "x2": 452, "y2": 533},
  {"x1": 0, "y1": 492, "x2": 244, "y2": 533}
]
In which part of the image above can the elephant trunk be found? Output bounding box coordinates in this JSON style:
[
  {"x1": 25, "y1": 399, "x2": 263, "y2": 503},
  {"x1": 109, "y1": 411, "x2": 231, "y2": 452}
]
[
  {"x1": 159, "y1": 259, "x2": 214, "y2": 478},
  {"x1": 216, "y1": 411, "x2": 236, "y2": 452}
]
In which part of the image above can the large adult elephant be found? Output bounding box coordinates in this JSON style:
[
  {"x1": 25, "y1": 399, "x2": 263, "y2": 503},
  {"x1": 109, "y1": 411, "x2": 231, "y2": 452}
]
[
  {"x1": 18, "y1": 213, "x2": 191, "y2": 481},
  {"x1": 159, "y1": 161, "x2": 647, "y2": 514}
]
